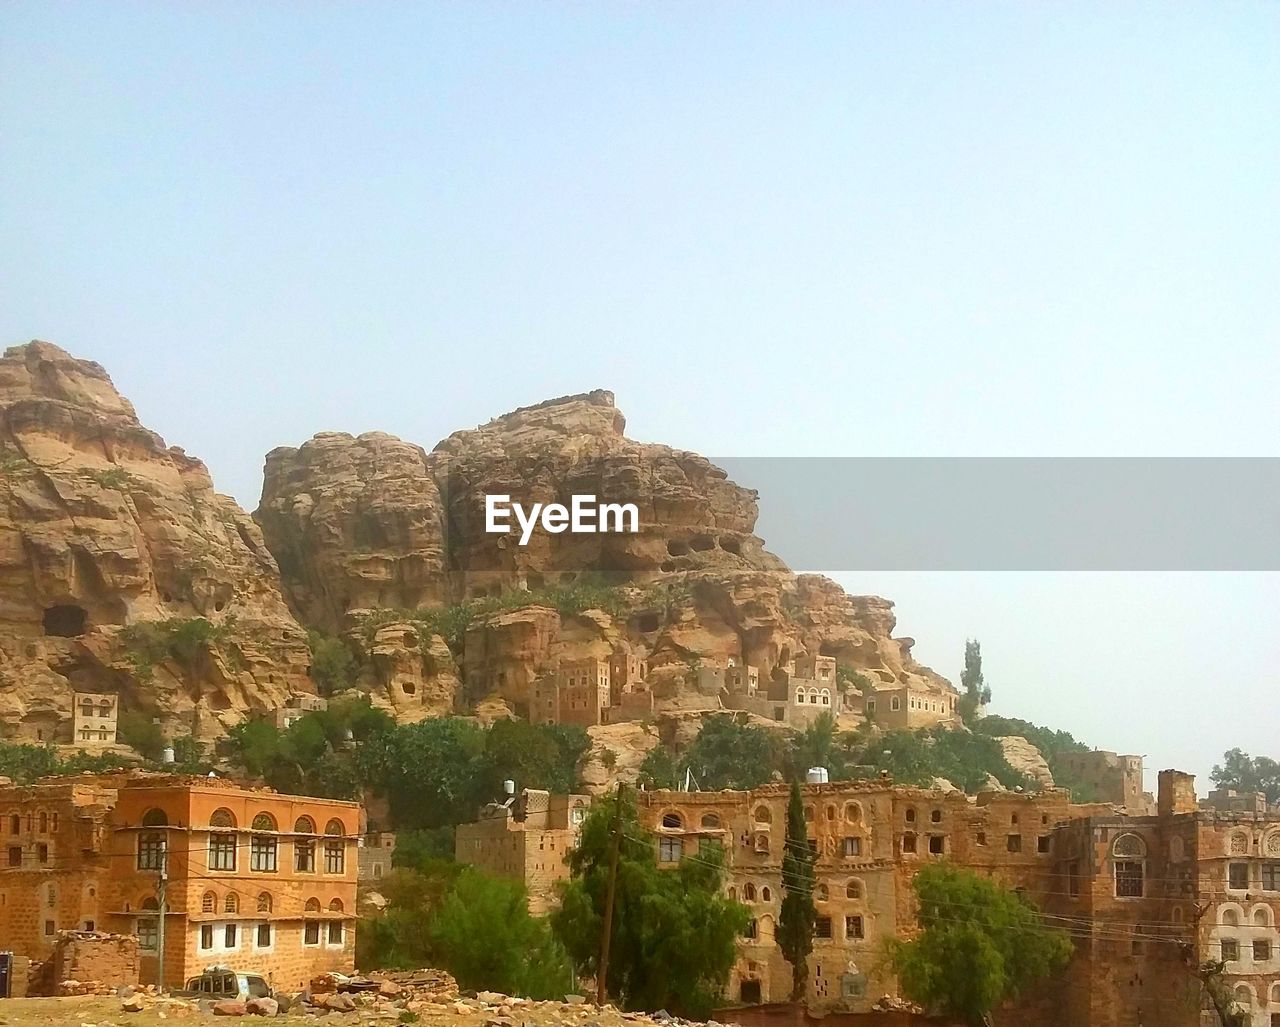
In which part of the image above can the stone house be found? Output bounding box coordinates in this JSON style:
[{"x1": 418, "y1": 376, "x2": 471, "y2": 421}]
[
  {"x1": 71, "y1": 693, "x2": 118, "y2": 748},
  {"x1": 273, "y1": 693, "x2": 328, "y2": 731},
  {"x1": 638, "y1": 770, "x2": 1280, "y2": 1026},
  {"x1": 358, "y1": 831, "x2": 396, "y2": 883},
  {"x1": 455, "y1": 788, "x2": 590, "y2": 915},
  {"x1": 863, "y1": 684, "x2": 958, "y2": 730},
  {"x1": 1056, "y1": 750, "x2": 1148, "y2": 810},
  {"x1": 0, "y1": 773, "x2": 359, "y2": 993}
]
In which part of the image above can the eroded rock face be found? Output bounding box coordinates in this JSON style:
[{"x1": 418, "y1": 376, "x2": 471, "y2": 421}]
[
  {"x1": 255, "y1": 389, "x2": 958, "y2": 738},
  {"x1": 0, "y1": 341, "x2": 311, "y2": 743},
  {"x1": 256, "y1": 391, "x2": 785, "y2": 627},
  {"x1": 257, "y1": 432, "x2": 447, "y2": 631}
]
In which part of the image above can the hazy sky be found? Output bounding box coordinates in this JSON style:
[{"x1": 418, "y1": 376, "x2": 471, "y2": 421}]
[{"x1": 2, "y1": 4, "x2": 1277, "y2": 791}]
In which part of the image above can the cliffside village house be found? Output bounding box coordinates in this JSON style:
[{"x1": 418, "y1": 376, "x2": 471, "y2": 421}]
[{"x1": 0, "y1": 773, "x2": 359, "y2": 993}]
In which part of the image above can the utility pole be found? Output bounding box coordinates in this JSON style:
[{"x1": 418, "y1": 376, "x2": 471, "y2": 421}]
[
  {"x1": 155, "y1": 840, "x2": 168, "y2": 993},
  {"x1": 596, "y1": 782, "x2": 625, "y2": 1006}
]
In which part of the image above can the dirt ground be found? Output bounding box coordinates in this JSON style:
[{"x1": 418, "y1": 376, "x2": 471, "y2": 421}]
[{"x1": 0, "y1": 994, "x2": 691, "y2": 1027}]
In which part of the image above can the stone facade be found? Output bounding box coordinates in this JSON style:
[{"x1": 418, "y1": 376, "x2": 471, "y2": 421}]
[
  {"x1": 71, "y1": 693, "x2": 118, "y2": 748},
  {"x1": 358, "y1": 831, "x2": 396, "y2": 883},
  {"x1": 274, "y1": 693, "x2": 328, "y2": 731},
  {"x1": 864, "y1": 684, "x2": 958, "y2": 730},
  {"x1": 1056, "y1": 750, "x2": 1147, "y2": 810},
  {"x1": 455, "y1": 789, "x2": 589, "y2": 915},
  {"x1": 638, "y1": 771, "x2": 1280, "y2": 1026},
  {"x1": 0, "y1": 773, "x2": 359, "y2": 994}
]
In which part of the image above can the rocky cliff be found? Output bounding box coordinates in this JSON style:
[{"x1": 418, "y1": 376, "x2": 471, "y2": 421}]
[
  {"x1": 0, "y1": 341, "x2": 960, "y2": 761},
  {"x1": 0, "y1": 341, "x2": 311, "y2": 745},
  {"x1": 255, "y1": 388, "x2": 957, "y2": 741}
]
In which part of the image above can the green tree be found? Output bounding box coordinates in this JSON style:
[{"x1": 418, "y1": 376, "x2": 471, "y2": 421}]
[
  {"x1": 1211, "y1": 748, "x2": 1280, "y2": 805},
  {"x1": 392, "y1": 827, "x2": 457, "y2": 870},
  {"x1": 429, "y1": 868, "x2": 572, "y2": 998},
  {"x1": 681, "y1": 715, "x2": 781, "y2": 790},
  {"x1": 117, "y1": 710, "x2": 165, "y2": 760},
  {"x1": 887, "y1": 863, "x2": 1073, "y2": 1027},
  {"x1": 356, "y1": 862, "x2": 462, "y2": 970},
  {"x1": 308, "y1": 630, "x2": 359, "y2": 696},
  {"x1": 958, "y1": 639, "x2": 991, "y2": 723},
  {"x1": 778, "y1": 781, "x2": 816, "y2": 1001},
  {"x1": 637, "y1": 745, "x2": 679, "y2": 790},
  {"x1": 551, "y1": 791, "x2": 748, "y2": 1017}
]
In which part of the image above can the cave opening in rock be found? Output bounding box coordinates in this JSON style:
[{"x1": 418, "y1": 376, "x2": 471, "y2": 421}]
[
  {"x1": 43, "y1": 604, "x2": 88, "y2": 637},
  {"x1": 637, "y1": 611, "x2": 659, "y2": 633},
  {"x1": 718, "y1": 536, "x2": 741, "y2": 556},
  {"x1": 666, "y1": 540, "x2": 689, "y2": 557},
  {"x1": 690, "y1": 535, "x2": 715, "y2": 552},
  {"x1": 401, "y1": 681, "x2": 416, "y2": 696}
]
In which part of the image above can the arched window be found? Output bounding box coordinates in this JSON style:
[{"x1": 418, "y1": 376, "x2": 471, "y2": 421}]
[
  {"x1": 328, "y1": 898, "x2": 343, "y2": 912},
  {"x1": 825, "y1": 805, "x2": 836, "y2": 822},
  {"x1": 209, "y1": 808, "x2": 236, "y2": 829},
  {"x1": 795, "y1": 688, "x2": 805, "y2": 705},
  {"x1": 1223, "y1": 907, "x2": 1241, "y2": 927},
  {"x1": 251, "y1": 815, "x2": 278, "y2": 872},
  {"x1": 324, "y1": 818, "x2": 345, "y2": 836},
  {"x1": 1254, "y1": 907, "x2": 1271, "y2": 927},
  {"x1": 99, "y1": 701, "x2": 111, "y2": 718},
  {"x1": 807, "y1": 687, "x2": 819, "y2": 704},
  {"x1": 80, "y1": 700, "x2": 94, "y2": 717},
  {"x1": 257, "y1": 892, "x2": 272, "y2": 913},
  {"x1": 202, "y1": 891, "x2": 216, "y2": 913},
  {"x1": 815, "y1": 884, "x2": 828, "y2": 901},
  {"x1": 294, "y1": 816, "x2": 316, "y2": 834},
  {"x1": 661, "y1": 812, "x2": 683, "y2": 830},
  {"x1": 727, "y1": 887, "x2": 737, "y2": 901},
  {"x1": 804, "y1": 805, "x2": 815, "y2": 822},
  {"x1": 38, "y1": 812, "x2": 47, "y2": 833},
  {"x1": 905, "y1": 807, "x2": 916, "y2": 824},
  {"x1": 743, "y1": 883, "x2": 757, "y2": 901},
  {"x1": 846, "y1": 879, "x2": 862, "y2": 900},
  {"x1": 304, "y1": 898, "x2": 322, "y2": 913},
  {"x1": 819, "y1": 688, "x2": 831, "y2": 706},
  {"x1": 1230, "y1": 832, "x2": 1250, "y2": 855},
  {"x1": 701, "y1": 813, "x2": 721, "y2": 829},
  {"x1": 845, "y1": 802, "x2": 862, "y2": 824},
  {"x1": 141, "y1": 896, "x2": 159, "y2": 911},
  {"x1": 141, "y1": 808, "x2": 168, "y2": 827},
  {"x1": 761, "y1": 886, "x2": 771, "y2": 901},
  {"x1": 1113, "y1": 833, "x2": 1146, "y2": 897},
  {"x1": 1234, "y1": 985, "x2": 1253, "y2": 1009},
  {"x1": 753, "y1": 805, "x2": 772, "y2": 825},
  {"x1": 224, "y1": 893, "x2": 239, "y2": 914}
]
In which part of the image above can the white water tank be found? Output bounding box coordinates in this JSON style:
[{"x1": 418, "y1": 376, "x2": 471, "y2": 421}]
[
  {"x1": 806, "y1": 767, "x2": 829, "y2": 785},
  {"x1": 161, "y1": 745, "x2": 175, "y2": 765}
]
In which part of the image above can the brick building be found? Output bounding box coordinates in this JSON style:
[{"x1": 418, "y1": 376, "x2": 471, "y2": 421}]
[
  {"x1": 0, "y1": 773, "x2": 359, "y2": 993},
  {"x1": 639, "y1": 771, "x2": 1280, "y2": 1027},
  {"x1": 455, "y1": 788, "x2": 589, "y2": 914}
]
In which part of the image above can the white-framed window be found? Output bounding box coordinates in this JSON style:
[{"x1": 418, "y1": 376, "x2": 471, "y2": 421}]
[
  {"x1": 890, "y1": 697, "x2": 901, "y2": 712},
  {"x1": 659, "y1": 837, "x2": 682, "y2": 862}
]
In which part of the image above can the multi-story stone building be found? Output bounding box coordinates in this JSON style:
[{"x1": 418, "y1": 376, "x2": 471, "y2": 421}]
[
  {"x1": 639, "y1": 770, "x2": 1280, "y2": 1027},
  {"x1": 0, "y1": 772, "x2": 359, "y2": 993},
  {"x1": 1057, "y1": 749, "x2": 1149, "y2": 810},
  {"x1": 274, "y1": 693, "x2": 328, "y2": 731},
  {"x1": 455, "y1": 788, "x2": 590, "y2": 914},
  {"x1": 358, "y1": 830, "x2": 396, "y2": 883},
  {"x1": 863, "y1": 683, "x2": 958, "y2": 730},
  {"x1": 71, "y1": 692, "x2": 118, "y2": 747}
]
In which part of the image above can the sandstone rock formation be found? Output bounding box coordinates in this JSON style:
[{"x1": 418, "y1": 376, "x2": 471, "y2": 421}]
[
  {"x1": 0, "y1": 341, "x2": 311, "y2": 744},
  {"x1": 0, "y1": 342, "x2": 960, "y2": 758},
  {"x1": 995, "y1": 735, "x2": 1055, "y2": 789}
]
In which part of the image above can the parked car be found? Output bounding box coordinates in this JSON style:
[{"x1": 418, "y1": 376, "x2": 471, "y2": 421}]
[{"x1": 174, "y1": 966, "x2": 274, "y2": 1001}]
